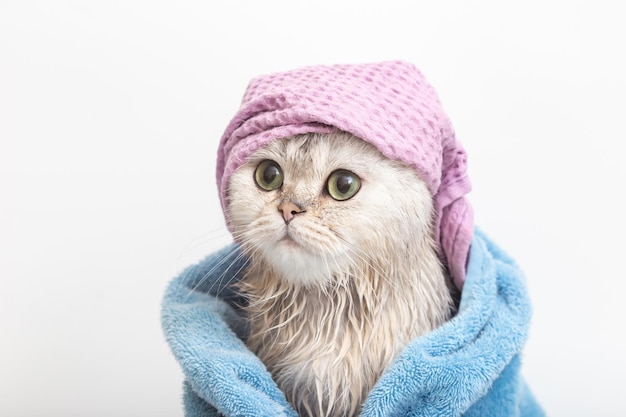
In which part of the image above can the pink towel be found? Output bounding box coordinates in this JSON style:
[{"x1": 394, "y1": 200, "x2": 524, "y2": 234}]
[{"x1": 216, "y1": 60, "x2": 473, "y2": 289}]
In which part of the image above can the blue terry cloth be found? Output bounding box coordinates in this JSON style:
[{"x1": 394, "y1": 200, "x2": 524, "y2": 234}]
[{"x1": 161, "y1": 229, "x2": 544, "y2": 417}]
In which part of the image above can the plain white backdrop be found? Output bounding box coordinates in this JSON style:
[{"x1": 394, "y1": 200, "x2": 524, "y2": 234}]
[{"x1": 1, "y1": 1, "x2": 625, "y2": 416}]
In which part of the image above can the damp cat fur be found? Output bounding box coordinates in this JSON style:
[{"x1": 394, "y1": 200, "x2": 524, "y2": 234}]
[{"x1": 226, "y1": 131, "x2": 456, "y2": 417}]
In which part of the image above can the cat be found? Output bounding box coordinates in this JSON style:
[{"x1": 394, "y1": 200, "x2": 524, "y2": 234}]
[{"x1": 226, "y1": 130, "x2": 457, "y2": 417}]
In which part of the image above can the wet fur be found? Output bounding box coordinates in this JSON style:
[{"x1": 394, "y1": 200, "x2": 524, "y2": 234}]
[{"x1": 226, "y1": 132, "x2": 455, "y2": 417}]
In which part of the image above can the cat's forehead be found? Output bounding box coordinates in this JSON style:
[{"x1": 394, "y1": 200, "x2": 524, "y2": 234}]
[{"x1": 249, "y1": 132, "x2": 382, "y2": 174}]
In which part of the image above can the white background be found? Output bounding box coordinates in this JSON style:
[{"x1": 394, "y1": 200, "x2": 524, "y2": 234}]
[{"x1": 1, "y1": 1, "x2": 625, "y2": 416}]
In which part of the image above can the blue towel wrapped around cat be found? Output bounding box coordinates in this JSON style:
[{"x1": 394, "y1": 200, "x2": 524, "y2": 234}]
[
  {"x1": 162, "y1": 61, "x2": 544, "y2": 416},
  {"x1": 161, "y1": 229, "x2": 544, "y2": 416}
]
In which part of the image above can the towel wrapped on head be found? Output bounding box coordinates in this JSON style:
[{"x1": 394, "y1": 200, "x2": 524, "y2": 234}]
[{"x1": 161, "y1": 61, "x2": 544, "y2": 416}]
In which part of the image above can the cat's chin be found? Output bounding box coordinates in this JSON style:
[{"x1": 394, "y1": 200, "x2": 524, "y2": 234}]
[{"x1": 261, "y1": 241, "x2": 340, "y2": 287}]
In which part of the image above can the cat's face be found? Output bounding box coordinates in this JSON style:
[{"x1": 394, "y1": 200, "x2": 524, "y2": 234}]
[{"x1": 226, "y1": 132, "x2": 435, "y2": 286}]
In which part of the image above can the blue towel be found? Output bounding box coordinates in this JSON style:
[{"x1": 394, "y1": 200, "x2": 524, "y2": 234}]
[{"x1": 161, "y1": 229, "x2": 544, "y2": 416}]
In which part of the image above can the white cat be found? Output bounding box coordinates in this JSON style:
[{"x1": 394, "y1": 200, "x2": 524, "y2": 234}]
[{"x1": 226, "y1": 131, "x2": 456, "y2": 417}]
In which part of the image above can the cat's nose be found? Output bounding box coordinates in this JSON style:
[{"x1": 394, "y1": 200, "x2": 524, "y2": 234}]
[{"x1": 278, "y1": 201, "x2": 305, "y2": 223}]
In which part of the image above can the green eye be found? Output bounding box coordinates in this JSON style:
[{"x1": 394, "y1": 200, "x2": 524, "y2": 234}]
[
  {"x1": 327, "y1": 170, "x2": 361, "y2": 201},
  {"x1": 254, "y1": 160, "x2": 283, "y2": 191}
]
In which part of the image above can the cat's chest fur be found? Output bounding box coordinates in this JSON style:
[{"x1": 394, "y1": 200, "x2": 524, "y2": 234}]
[{"x1": 227, "y1": 132, "x2": 455, "y2": 417}]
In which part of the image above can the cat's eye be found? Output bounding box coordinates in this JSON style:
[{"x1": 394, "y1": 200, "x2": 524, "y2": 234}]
[
  {"x1": 326, "y1": 170, "x2": 361, "y2": 201},
  {"x1": 254, "y1": 160, "x2": 284, "y2": 191}
]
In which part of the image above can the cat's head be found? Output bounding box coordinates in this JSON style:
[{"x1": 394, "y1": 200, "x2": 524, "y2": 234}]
[
  {"x1": 217, "y1": 61, "x2": 473, "y2": 289},
  {"x1": 226, "y1": 132, "x2": 436, "y2": 287}
]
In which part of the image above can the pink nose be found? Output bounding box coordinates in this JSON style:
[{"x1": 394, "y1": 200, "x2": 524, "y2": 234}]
[{"x1": 278, "y1": 201, "x2": 304, "y2": 223}]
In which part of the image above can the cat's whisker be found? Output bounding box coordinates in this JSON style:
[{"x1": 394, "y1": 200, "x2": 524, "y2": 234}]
[
  {"x1": 179, "y1": 227, "x2": 232, "y2": 250},
  {"x1": 297, "y1": 223, "x2": 343, "y2": 254},
  {"x1": 209, "y1": 250, "x2": 252, "y2": 298},
  {"x1": 185, "y1": 245, "x2": 240, "y2": 300}
]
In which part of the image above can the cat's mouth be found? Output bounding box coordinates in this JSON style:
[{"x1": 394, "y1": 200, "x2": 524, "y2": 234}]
[
  {"x1": 280, "y1": 237, "x2": 299, "y2": 248},
  {"x1": 279, "y1": 232, "x2": 300, "y2": 248},
  {"x1": 278, "y1": 228, "x2": 314, "y2": 253}
]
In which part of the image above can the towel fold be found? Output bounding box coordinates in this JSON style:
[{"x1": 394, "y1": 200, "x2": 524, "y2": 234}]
[{"x1": 161, "y1": 229, "x2": 544, "y2": 416}]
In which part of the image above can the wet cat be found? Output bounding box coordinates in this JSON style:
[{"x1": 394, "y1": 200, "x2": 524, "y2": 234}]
[{"x1": 226, "y1": 131, "x2": 456, "y2": 417}]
